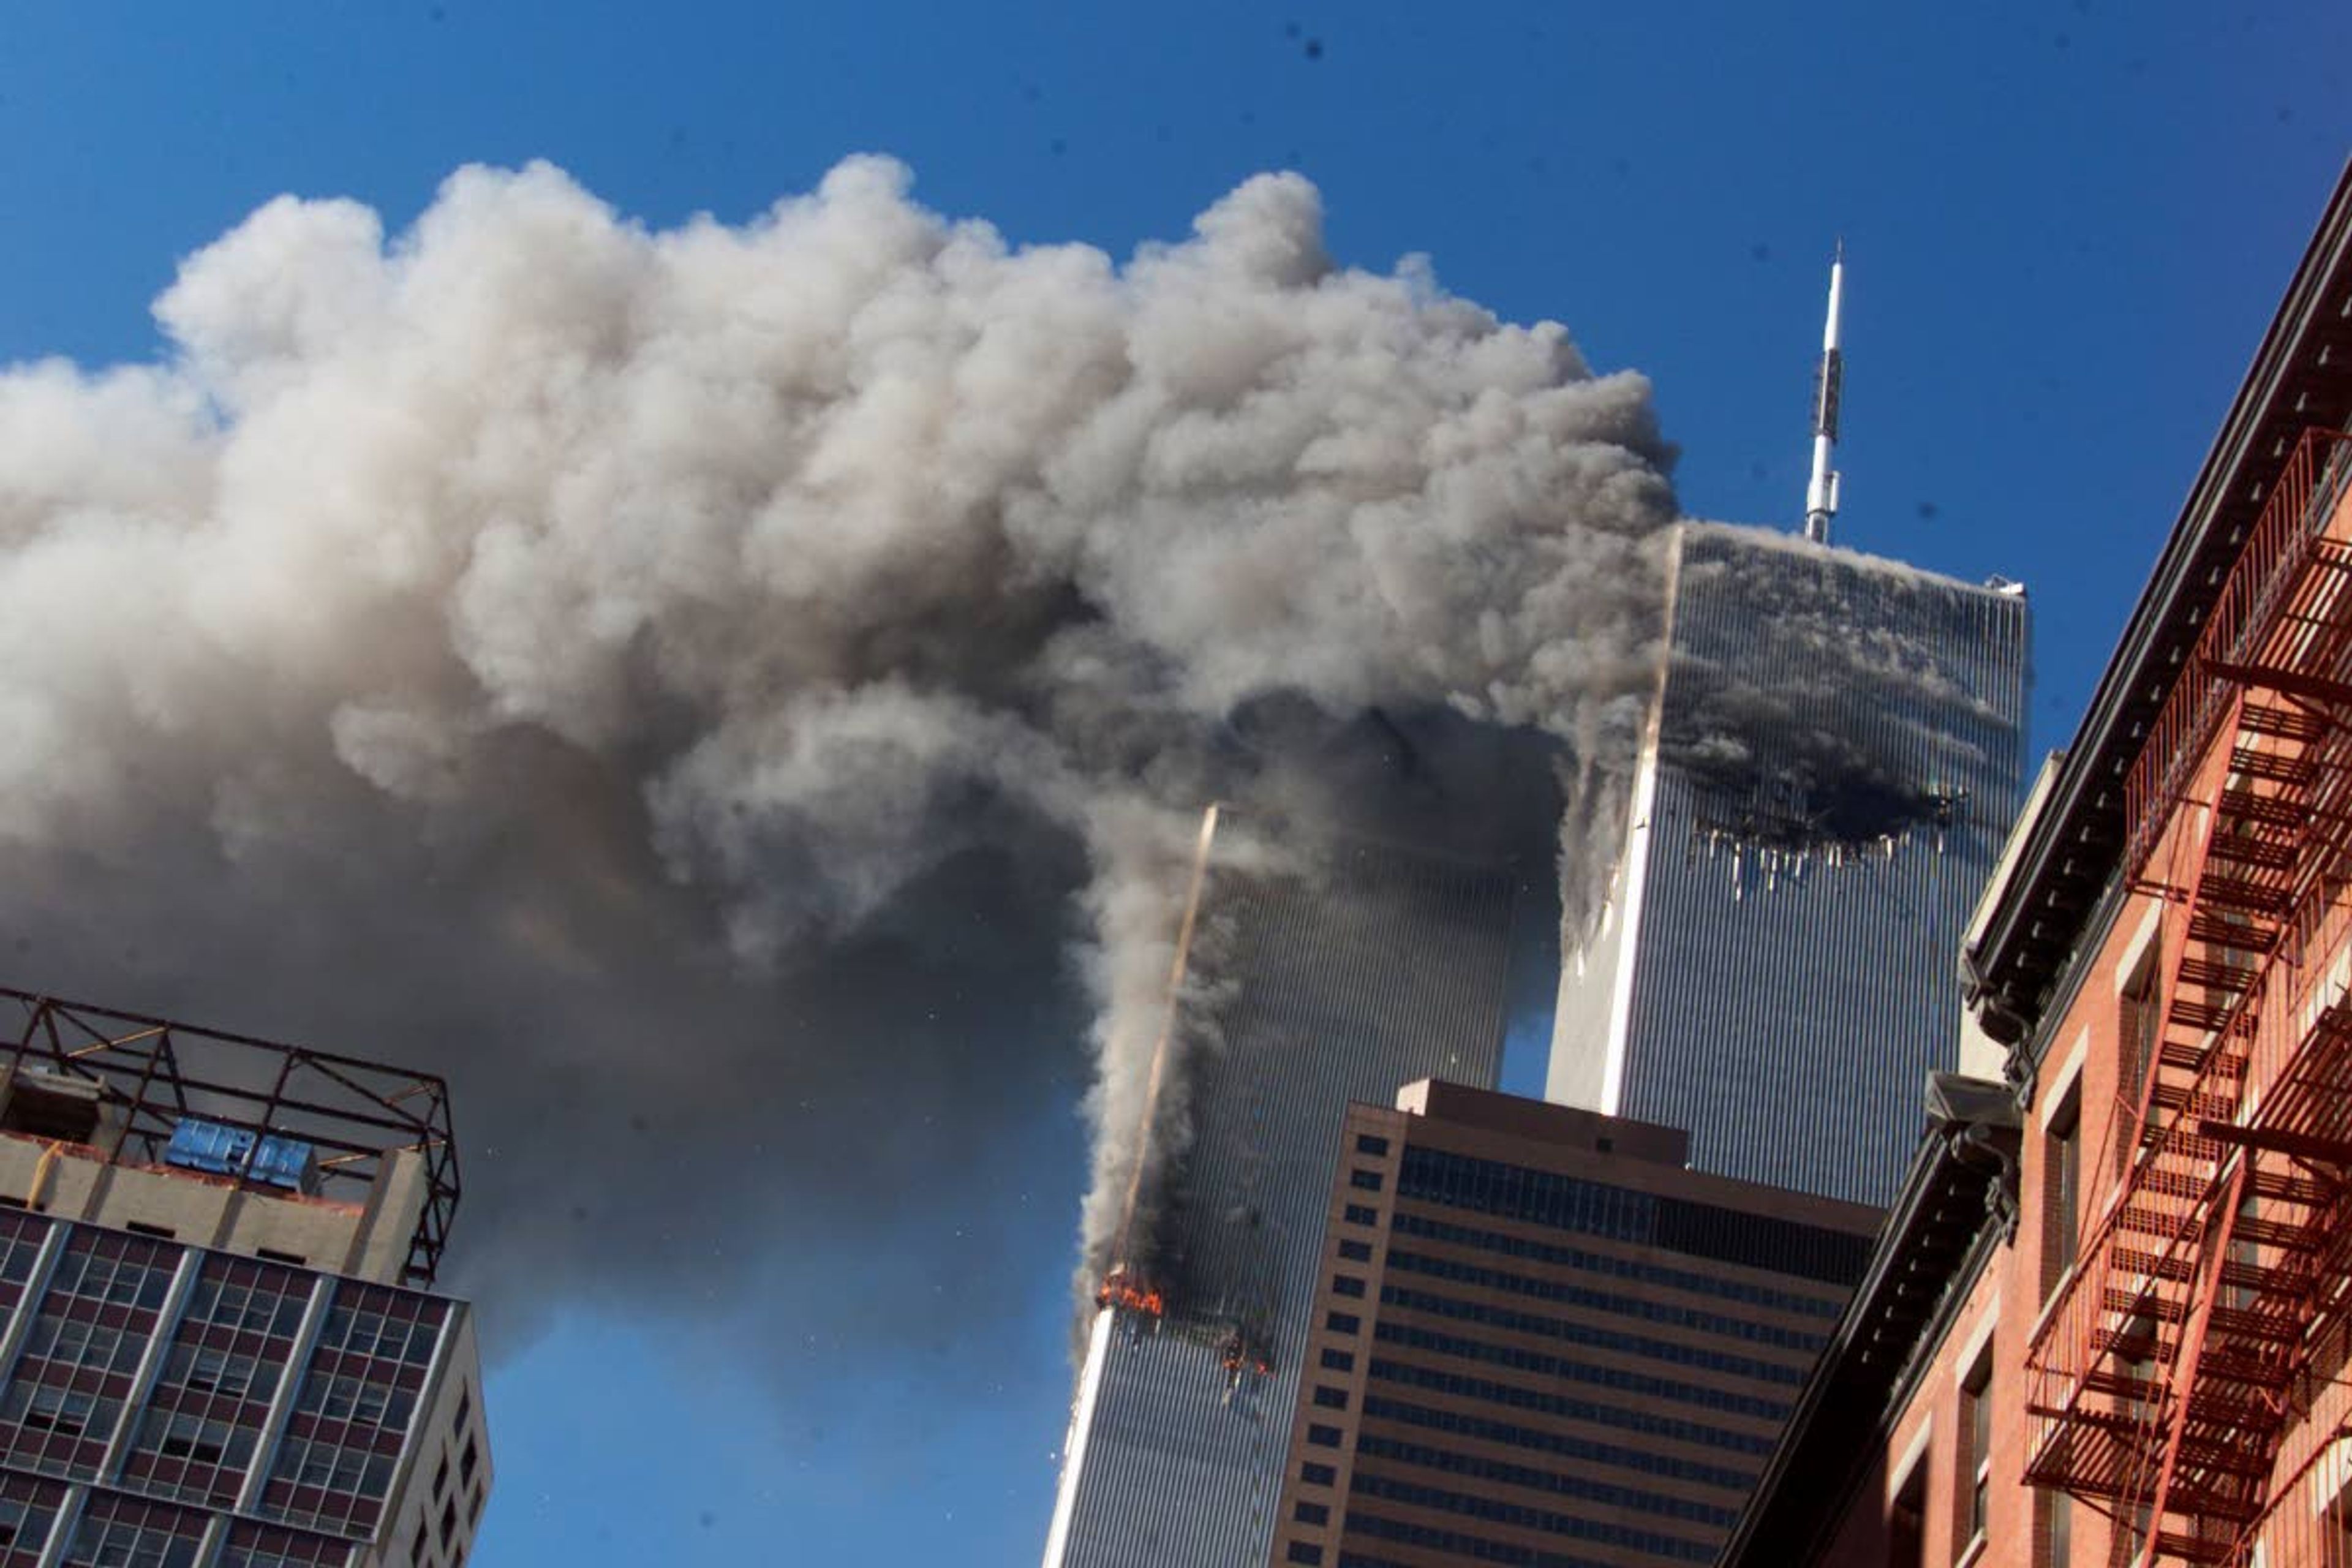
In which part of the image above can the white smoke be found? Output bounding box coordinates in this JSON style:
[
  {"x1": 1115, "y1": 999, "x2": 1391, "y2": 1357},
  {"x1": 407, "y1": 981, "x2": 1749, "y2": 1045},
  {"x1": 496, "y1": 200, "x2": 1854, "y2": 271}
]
[{"x1": 0, "y1": 156, "x2": 1676, "y2": 1353}]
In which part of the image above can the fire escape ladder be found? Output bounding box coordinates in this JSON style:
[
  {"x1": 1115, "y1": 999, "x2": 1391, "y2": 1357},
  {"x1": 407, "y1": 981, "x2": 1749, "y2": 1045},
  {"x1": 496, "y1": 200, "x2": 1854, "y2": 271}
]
[
  {"x1": 2136, "y1": 1158, "x2": 2305, "y2": 1566},
  {"x1": 2025, "y1": 689, "x2": 2279, "y2": 1522},
  {"x1": 2134, "y1": 684, "x2": 2352, "y2": 1561},
  {"x1": 2026, "y1": 431, "x2": 2352, "y2": 1558}
]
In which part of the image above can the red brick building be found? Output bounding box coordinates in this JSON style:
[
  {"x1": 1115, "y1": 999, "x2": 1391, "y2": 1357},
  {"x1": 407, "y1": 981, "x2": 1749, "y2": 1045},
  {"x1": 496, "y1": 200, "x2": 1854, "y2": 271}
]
[{"x1": 1721, "y1": 164, "x2": 2352, "y2": 1568}]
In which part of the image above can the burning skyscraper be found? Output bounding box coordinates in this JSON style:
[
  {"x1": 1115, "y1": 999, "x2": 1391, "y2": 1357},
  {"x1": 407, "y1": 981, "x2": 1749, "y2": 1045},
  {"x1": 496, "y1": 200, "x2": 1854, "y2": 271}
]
[
  {"x1": 1545, "y1": 522, "x2": 2030, "y2": 1207},
  {"x1": 1545, "y1": 255, "x2": 2030, "y2": 1207},
  {"x1": 1044, "y1": 255, "x2": 2030, "y2": 1564},
  {"x1": 1043, "y1": 807, "x2": 1528, "y2": 1568}
]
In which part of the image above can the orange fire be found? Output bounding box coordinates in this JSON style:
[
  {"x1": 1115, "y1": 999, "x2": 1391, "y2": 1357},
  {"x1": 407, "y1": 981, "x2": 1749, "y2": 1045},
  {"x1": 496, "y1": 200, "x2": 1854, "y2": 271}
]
[
  {"x1": 1216, "y1": 1329, "x2": 1273, "y2": 1379},
  {"x1": 1095, "y1": 1267, "x2": 1165, "y2": 1317}
]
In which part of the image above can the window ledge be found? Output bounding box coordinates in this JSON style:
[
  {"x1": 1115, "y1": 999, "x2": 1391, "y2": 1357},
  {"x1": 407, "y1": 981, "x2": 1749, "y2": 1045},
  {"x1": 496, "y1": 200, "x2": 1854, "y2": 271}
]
[{"x1": 1956, "y1": 1529, "x2": 1989, "y2": 1568}]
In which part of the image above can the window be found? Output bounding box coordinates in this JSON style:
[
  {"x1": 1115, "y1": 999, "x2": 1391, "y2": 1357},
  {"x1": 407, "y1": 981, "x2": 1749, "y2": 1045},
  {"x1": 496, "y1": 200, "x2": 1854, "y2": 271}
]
[
  {"x1": 1306, "y1": 1425, "x2": 1341, "y2": 1448},
  {"x1": 1292, "y1": 1501, "x2": 1329, "y2": 1526},
  {"x1": 138, "y1": 1411, "x2": 250, "y2": 1468},
  {"x1": 1349, "y1": 1169, "x2": 1383, "y2": 1193},
  {"x1": 23, "y1": 1313, "x2": 145, "y2": 1377},
  {"x1": 1337, "y1": 1240, "x2": 1372, "y2": 1263},
  {"x1": 1286, "y1": 1544, "x2": 1324, "y2": 1565},
  {"x1": 124, "y1": 1221, "x2": 176, "y2": 1240},
  {"x1": 2040, "y1": 1488, "x2": 2071, "y2": 1567},
  {"x1": 1325, "y1": 1312, "x2": 1359, "y2": 1335},
  {"x1": 16, "y1": 1384, "x2": 94, "y2": 1437},
  {"x1": 1332, "y1": 1276, "x2": 1365, "y2": 1298},
  {"x1": 64, "y1": 1513, "x2": 203, "y2": 1568},
  {"x1": 1300, "y1": 1461, "x2": 1334, "y2": 1487},
  {"x1": 1342, "y1": 1205, "x2": 1378, "y2": 1226},
  {"x1": 254, "y1": 1248, "x2": 306, "y2": 1266},
  {"x1": 1890, "y1": 1451, "x2": 1927, "y2": 1568},
  {"x1": 1393, "y1": 1145, "x2": 1869, "y2": 1285},
  {"x1": 1319, "y1": 1348, "x2": 1354, "y2": 1373},
  {"x1": 1312, "y1": 1386, "x2": 1348, "y2": 1409},
  {"x1": 2117, "y1": 944, "x2": 2161, "y2": 1177},
  {"x1": 1962, "y1": 1347, "x2": 1994, "y2": 1553},
  {"x1": 1355, "y1": 1134, "x2": 1390, "y2": 1156},
  {"x1": 2045, "y1": 1093, "x2": 2081, "y2": 1298}
]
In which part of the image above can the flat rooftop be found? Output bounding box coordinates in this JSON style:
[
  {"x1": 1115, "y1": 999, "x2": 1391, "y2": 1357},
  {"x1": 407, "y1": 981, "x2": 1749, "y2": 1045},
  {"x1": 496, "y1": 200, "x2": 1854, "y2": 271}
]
[{"x1": 0, "y1": 986, "x2": 459, "y2": 1286}]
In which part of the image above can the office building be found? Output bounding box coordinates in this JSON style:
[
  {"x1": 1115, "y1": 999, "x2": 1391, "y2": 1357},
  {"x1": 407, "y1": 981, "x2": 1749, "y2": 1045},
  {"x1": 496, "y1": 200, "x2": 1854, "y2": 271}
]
[
  {"x1": 1720, "y1": 163, "x2": 2352, "y2": 1568},
  {"x1": 1268, "y1": 1079, "x2": 1877, "y2": 1568},
  {"x1": 1043, "y1": 810, "x2": 1527, "y2": 1568},
  {"x1": 0, "y1": 986, "x2": 489, "y2": 1568},
  {"x1": 1548, "y1": 519, "x2": 2029, "y2": 1207}
]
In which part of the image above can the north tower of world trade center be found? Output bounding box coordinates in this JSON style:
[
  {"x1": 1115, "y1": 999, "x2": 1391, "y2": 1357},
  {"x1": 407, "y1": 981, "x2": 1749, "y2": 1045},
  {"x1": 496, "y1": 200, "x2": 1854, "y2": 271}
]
[{"x1": 1547, "y1": 253, "x2": 2031, "y2": 1207}]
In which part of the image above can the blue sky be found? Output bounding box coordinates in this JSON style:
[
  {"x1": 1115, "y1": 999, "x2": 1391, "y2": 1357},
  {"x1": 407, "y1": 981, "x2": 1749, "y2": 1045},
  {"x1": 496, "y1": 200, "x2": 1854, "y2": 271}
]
[{"x1": 1, "y1": 4, "x2": 2347, "y2": 1564}]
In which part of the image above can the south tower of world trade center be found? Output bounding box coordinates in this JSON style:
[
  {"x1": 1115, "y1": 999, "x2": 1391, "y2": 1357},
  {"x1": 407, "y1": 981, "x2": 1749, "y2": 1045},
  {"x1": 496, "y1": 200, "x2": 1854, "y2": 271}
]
[{"x1": 1042, "y1": 805, "x2": 1528, "y2": 1568}]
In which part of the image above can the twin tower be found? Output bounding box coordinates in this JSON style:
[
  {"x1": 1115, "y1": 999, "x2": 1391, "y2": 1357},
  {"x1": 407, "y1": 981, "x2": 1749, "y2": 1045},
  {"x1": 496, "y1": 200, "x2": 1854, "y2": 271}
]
[{"x1": 1044, "y1": 260, "x2": 2032, "y2": 1568}]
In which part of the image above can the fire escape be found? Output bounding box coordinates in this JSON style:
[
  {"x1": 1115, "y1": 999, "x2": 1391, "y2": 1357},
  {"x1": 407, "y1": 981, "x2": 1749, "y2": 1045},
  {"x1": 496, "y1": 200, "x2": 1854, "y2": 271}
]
[{"x1": 2026, "y1": 428, "x2": 2352, "y2": 1566}]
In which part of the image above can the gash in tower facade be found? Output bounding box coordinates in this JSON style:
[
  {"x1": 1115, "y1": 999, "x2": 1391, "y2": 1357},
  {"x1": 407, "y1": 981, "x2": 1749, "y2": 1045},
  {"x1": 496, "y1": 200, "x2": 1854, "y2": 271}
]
[
  {"x1": 1042, "y1": 810, "x2": 1525, "y2": 1568},
  {"x1": 1547, "y1": 521, "x2": 2030, "y2": 1207}
]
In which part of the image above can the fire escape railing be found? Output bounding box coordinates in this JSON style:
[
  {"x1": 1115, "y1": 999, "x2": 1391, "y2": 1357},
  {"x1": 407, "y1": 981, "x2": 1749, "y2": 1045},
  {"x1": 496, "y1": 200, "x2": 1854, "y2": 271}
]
[
  {"x1": 2125, "y1": 431, "x2": 2352, "y2": 876},
  {"x1": 2025, "y1": 427, "x2": 2352, "y2": 1566}
]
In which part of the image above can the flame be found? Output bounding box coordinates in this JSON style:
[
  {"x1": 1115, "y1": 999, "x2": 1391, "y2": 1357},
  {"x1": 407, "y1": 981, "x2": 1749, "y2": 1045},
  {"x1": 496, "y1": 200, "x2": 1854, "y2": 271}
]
[
  {"x1": 1095, "y1": 1266, "x2": 1164, "y2": 1318},
  {"x1": 1216, "y1": 1327, "x2": 1273, "y2": 1379}
]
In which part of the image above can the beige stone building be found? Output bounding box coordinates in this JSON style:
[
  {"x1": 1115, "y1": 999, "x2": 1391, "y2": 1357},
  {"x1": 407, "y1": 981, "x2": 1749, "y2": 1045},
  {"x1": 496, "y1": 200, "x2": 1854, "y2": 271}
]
[{"x1": 0, "y1": 986, "x2": 488, "y2": 1568}]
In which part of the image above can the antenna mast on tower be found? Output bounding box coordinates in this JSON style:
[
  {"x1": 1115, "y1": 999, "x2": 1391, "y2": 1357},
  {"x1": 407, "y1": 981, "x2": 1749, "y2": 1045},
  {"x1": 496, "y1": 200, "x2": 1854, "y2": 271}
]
[{"x1": 1803, "y1": 242, "x2": 1845, "y2": 545}]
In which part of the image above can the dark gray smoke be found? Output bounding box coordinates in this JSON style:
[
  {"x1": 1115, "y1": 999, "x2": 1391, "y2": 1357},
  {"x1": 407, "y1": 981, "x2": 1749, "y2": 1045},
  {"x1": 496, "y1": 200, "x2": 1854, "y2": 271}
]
[
  {"x1": 0, "y1": 158, "x2": 1677, "y2": 1359},
  {"x1": 1656, "y1": 525, "x2": 2011, "y2": 859}
]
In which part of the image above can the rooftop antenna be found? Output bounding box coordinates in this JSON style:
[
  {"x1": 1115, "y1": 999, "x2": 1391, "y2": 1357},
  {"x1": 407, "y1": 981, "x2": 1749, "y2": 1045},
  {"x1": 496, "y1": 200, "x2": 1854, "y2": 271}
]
[{"x1": 1803, "y1": 240, "x2": 1844, "y2": 545}]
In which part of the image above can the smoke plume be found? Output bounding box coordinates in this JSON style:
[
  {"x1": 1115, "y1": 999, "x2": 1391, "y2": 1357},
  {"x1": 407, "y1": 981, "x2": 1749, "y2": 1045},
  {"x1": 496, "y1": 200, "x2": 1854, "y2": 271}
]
[{"x1": 0, "y1": 157, "x2": 1676, "y2": 1363}]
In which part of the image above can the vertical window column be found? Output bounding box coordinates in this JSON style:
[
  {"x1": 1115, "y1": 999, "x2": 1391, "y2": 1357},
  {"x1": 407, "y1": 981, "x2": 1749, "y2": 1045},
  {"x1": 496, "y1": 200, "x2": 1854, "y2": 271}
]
[
  {"x1": 0, "y1": 1227, "x2": 66, "y2": 1392},
  {"x1": 2042, "y1": 1085, "x2": 2081, "y2": 1302},
  {"x1": 235, "y1": 1276, "x2": 334, "y2": 1515},
  {"x1": 2037, "y1": 1488, "x2": 2070, "y2": 1568},
  {"x1": 2116, "y1": 944, "x2": 2161, "y2": 1180},
  {"x1": 34, "y1": 1483, "x2": 85, "y2": 1568},
  {"x1": 364, "y1": 1298, "x2": 458, "y2": 1554},
  {"x1": 97, "y1": 1246, "x2": 203, "y2": 1480},
  {"x1": 1960, "y1": 1346, "x2": 1993, "y2": 1558},
  {"x1": 1888, "y1": 1453, "x2": 1927, "y2": 1568}
]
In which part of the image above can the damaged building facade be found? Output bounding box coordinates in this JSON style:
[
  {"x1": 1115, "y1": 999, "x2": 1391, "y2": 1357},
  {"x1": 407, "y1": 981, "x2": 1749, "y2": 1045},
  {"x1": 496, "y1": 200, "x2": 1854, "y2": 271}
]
[
  {"x1": 1042, "y1": 810, "x2": 1528, "y2": 1568},
  {"x1": 1042, "y1": 253, "x2": 2037, "y2": 1566},
  {"x1": 1548, "y1": 521, "x2": 2030, "y2": 1207},
  {"x1": 1721, "y1": 164, "x2": 2352, "y2": 1568}
]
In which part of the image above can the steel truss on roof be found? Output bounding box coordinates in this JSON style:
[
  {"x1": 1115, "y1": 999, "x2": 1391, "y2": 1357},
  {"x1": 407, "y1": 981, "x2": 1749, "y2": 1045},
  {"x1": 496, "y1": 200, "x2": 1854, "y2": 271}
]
[{"x1": 0, "y1": 986, "x2": 460, "y2": 1289}]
